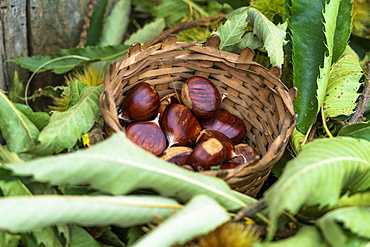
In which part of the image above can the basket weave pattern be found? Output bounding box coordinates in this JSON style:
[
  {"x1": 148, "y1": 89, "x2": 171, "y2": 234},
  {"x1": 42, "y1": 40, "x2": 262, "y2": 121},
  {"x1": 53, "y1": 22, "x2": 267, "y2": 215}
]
[{"x1": 100, "y1": 34, "x2": 296, "y2": 197}]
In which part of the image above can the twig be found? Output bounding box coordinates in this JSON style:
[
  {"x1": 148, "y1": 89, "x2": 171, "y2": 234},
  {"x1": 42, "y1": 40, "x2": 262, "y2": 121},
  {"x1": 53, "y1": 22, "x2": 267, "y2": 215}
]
[
  {"x1": 77, "y1": 0, "x2": 97, "y2": 48},
  {"x1": 142, "y1": 12, "x2": 225, "y2": 49},
  {"x1": 234, "y1": 198, "x2": 267, "y2": 221},
  {"x1": 344, "y1": 61, "x2": 370, "y2": 125},
  {"x1": 306, "y1": 121, "x2": 319, "y2": 143}
]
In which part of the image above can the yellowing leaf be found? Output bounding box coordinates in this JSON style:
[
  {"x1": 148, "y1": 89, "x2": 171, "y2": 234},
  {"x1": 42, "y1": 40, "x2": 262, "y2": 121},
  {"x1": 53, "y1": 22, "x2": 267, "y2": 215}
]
[{"x1": 323, "y1": 53, "x2": 363, "y2": 117}]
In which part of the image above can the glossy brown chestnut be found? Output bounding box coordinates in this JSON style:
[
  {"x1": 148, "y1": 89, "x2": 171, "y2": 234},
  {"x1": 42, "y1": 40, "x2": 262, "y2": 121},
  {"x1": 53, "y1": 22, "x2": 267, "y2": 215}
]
[
  {"x1": 161, "y1": 146, "x2": 193, "y2": 166},
  {"x1": 160, "y1": 103, "x2": 202, "y2": 147},
  {"x1": 196, "y1": 129, "x2": 237, "y2": 161},
  {"x1": 199, "y1": 108, "x2": 247, "y2": 144},
  {"x1": 157, "y1": 93, "x2": 180, "y2": 122},
  {"x1": 186, "y1": 137, "x2": 227, "y2": 170},
  {"x1": 228, "y1": 143, "x2": 260, "y2": 164},
  {"x1": 119, "y1": 82, "x2": 160, "y2": 123},
  {"x1": 181, "y1": 76, "x2": 222, "y2": 118},
  {"x1": 125, "y1": 119, "x2": 167, "y2": 156}
]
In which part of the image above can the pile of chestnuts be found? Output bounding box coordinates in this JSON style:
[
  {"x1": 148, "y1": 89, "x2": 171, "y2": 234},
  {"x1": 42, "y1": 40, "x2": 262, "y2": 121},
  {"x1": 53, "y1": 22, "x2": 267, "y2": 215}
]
[{"x1": 119, "y1": 76, "x2": 259, "y2": 171}]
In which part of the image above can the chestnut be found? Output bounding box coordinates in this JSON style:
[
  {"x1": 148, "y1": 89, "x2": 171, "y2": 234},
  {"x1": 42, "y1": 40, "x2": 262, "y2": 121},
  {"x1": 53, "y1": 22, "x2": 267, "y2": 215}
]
[
  {"x1": 228, "y1": 143, "x2": 260, "y2": 164},
  {"x1": 199, "y1": 108, "x2": 247, "y2": 144},
  {"x1": 186, "y1": 137, "x2": 227, "y2": 171},
  {"x1": 160, "y1": 103, "x2": 202, "y2": 147},
  {"x1": 160, "y1": 146, "x2": 193, "y2": 166},
  {"x1": 125, "y1": 118, "x2": 167, "y2": 156},
  {"x1": 157, "y1": 93, "x2": 180, "y2": 122},
  {"x1": 181, "y1": 76, "x2": 222, "y2": 118},
  {"x1": 119, "y1": 83, "x2": 160, "y2": 123},
  {"x1": 196, "y1": 129, "x2": 237, "y2": 161}
]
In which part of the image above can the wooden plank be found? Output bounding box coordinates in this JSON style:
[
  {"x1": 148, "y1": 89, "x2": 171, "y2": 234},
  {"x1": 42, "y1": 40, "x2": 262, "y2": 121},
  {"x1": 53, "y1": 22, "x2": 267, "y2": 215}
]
[
  {"x1": 0, "y1": 0, "x2": 28, "y2": 91},
  {"x1": 24, "y1": 0, "x2": 90, "y2": 110},
  {"x1": 28, "y1": 0, "x2": 90, "y2": 55}
]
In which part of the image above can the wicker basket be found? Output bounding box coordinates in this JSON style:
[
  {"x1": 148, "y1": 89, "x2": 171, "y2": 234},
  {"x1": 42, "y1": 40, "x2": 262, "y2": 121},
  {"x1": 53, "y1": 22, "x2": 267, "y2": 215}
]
[{"x1": 99, "y1": 34, "x2": 296, "y2": 197}]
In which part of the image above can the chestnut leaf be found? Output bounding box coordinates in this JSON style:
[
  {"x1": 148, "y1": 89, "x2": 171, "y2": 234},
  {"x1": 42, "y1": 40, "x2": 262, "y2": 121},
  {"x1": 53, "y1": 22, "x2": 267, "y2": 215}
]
[
  {"x1": 5, "y1": 132, "x2": 256, "y2": 211},
  {"x1": 290, "y1": 0, "x2": 353, "y2": 134},
  {"x1": 0, "y1": 91, "x2": 40, "y2": 153},
  {"x1": 10, "y1": 45, "x2": 129, "y2": 74},
  {"x1": 0, "y1": 195, "x2": 181, "y2": 233},
  {"x1": 316, "y1": 207, "x2": 370, "y2": 247},
  {"x1": 323, "y1": 53, "x2": 363, "y2": 118},
  {"x1": 28, "y1": 85, "x2": 103, "y2": 156},
  {"x1": 264, "y1": 137, "x2": 370, "y2": 240},
  {"x1": 253, "y1": 226, "x2": 328, "y2": 247},
  {"x1": 133, "y1": 194, "x2": 229, "y2": 247}
]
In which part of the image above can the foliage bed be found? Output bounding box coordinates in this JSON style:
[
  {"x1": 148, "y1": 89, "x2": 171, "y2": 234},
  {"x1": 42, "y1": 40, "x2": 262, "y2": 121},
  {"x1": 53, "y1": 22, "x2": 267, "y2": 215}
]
[{"x1": 1, "y1": 0, "x2": 370, "y2": 246}]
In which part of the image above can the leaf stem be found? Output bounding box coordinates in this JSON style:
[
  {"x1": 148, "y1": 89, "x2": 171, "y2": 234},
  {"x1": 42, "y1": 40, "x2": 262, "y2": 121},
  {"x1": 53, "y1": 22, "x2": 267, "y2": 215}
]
[
  {"x1": 321, "y1": 106, "x2": 333, "y2": 138},
  {"x1": 234, "y1": 198, "x2": 269, "y2": 224},
  {"x1": 302, "y1": 124, "x2": 313, "y2": 145}
]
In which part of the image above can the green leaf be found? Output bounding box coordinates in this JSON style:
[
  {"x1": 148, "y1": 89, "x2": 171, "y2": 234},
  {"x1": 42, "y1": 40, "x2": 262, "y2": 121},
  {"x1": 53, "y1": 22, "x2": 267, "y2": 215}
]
[
  {"x1": 290, "y1": 0, "x2": 353, "y2": 133},
  {"x1": 238, "y1": 32, "x2": 263, "y2": 50},
  {"x1": 124, "y1": 18, "x2": 166, "y2": 46},
  {"x1": 0, "y1": 91, "x2": 39, "y2": 153},
  {"x1": 246, "y1": 7, "x2": 286, "y2": 67},
  {"x1": 127, "y1": 227, "x2": 145, "y2": 246},
  {"x1": 337, "y1": 192, "x2": 370, "y2": 207},
  {"x1": 95, "y1": 226, "x2": 126, "y2": 247},
  {"x1": 85, "y1": 0, "x2": 108, "y2": 46},
  {"x1": 288, "y1": 0, "x2": 327, "y2": 133},
  {"x1": 0, "y1": 195, "x2": 181, "y2": 233},
  {"x1": 215, "y1": 0, "x2": 247, "y2": 9},
  {"x1": 0, "y1": 179, "x2": 31, "y2": 196},
  {"x1": 0, "y1": 232, "x2": 21, "y2": 247},
  {"x1": 6, "y1": 132, "x2": 253, "y2": 211},
  {"x1": 8, "y1": 69, "x2": 24, "y2": 103},
  {"x1": 263, "y1": 137, "x2": 370, "y2": 240},
  {"x1": 133, "y1": 1, "x2": 156, "y2": 18},
  {"x1": 99, "y1": 0, "x2": 131, "y2": 46},
  {"x1": 0, "y1": 145, "x2": 25, "y2": 164},
  {"x1": 212, "y1": 7, "x2": 250, "y2": 52},
  {"x1": 69, "y1": 226, "x2": 102, "y2": 247},
  {"x1": 0, "y1": 171, "x2": 67, "y2": 247},
  {"x1": 132, "y1": 194, "x2": 230, "y2": 247},
  {"x1": 290, "y1": 128, "x2": 305, "y2": 154},
  {"x1": 316, "y1": 0, "x2": 341, "y2": 116},
  {"x1": 67, "y1": 81, "x2": 88, "y2": 108},
  {"x1": 14, "y1": 103, "x2": 50, "y2": 130},
  {"x1": 323, "y1": 53, "x2": 363, "y2": 117},
  {"x1": 10, "y1": 45, "x2": 129, "y2": 74},
  {"x1": 254, "y1": 226, "x2": 329, "y2": 247},
  {"x1": 338, "y1": 121, "x2": 370, "y2": 141},
  {"x1": 29, "y1": 85, "x2": 103, "y2": 155},
  {"x1": 316, "y1": 207, "x2": 370, "y2": 247},
  {"x1": 32, "y1": 227, "x2": 63, "y2": 247},
  {"x1": 332, "y1": 0, "x2": 353, "y2": 64},
  {"x1": 156, "y1": 0, "x2": 186, "y2": 26}
]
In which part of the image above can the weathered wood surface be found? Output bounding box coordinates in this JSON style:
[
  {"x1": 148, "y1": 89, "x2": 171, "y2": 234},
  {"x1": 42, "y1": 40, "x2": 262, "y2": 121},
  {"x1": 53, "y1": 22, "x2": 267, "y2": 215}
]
[
  {"x1": 0, "y1": 0, "x2": 90, "y2": 91},
  {"x1": 0, "y1": 0, "x2": 28, "y2": 91}
]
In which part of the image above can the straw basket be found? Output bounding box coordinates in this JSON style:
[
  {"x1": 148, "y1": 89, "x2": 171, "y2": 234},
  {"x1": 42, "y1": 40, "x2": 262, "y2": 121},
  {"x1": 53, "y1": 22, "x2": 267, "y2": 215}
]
[{"x1": 99, "y1": 34, "x2": 296, "y2": 197}]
